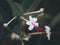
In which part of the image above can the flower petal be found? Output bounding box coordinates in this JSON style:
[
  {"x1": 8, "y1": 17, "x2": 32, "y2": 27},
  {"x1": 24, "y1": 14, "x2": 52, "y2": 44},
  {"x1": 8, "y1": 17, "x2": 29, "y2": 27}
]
[
  {"x1": 29, "y1": 16, "x2": 32, "y2": 21},
  {"x1": 26, "y1": 21, "x2": 31, "y2": 25},
  {"x1": 28, "y1": 25, "x2": 34, "y2": 31},
  {"x1": 32, "y1": 18, "x2": 37, "y2": 22},
  {"x1": 45, "y1": 26, "x2": 51, "y2": 40},
  {"x1": 29, "y1": 16, "x2": 37, "y2": 23}
]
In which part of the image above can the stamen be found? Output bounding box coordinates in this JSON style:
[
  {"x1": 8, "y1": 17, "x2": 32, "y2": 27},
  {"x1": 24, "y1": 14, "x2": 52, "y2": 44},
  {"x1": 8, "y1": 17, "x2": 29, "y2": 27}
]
[
  {"x1": 3, "y1": 16, "x2": 16, "y2": 27},
  {"x1": 23, "y1": 8, "x2": 44, "y2": 15},
  {"x1": 20, "y1": 16, "x2": 29, "y2": 22}
]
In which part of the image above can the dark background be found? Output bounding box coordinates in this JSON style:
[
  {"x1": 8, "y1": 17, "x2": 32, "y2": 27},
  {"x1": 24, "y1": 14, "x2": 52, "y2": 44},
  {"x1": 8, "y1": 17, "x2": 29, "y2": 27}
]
[{"x1": 0, "y1": 0, "x2": 60, "y2": 45}]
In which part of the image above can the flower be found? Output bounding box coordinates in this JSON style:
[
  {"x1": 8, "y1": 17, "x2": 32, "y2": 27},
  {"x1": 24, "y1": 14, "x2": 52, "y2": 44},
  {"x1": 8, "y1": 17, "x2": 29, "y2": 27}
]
[
  {"x1": 26, "y1": 16, "x2": 39, "y2": 31},
  {"x1": 21, "y1": 16, "x2": 44, "y2": 31},
  {"x1": 21, "y1": 16, "x2": 51, "y2": 40},
  {"x1": 44, "y1": 26, "x2": 51, "y2": 40}
]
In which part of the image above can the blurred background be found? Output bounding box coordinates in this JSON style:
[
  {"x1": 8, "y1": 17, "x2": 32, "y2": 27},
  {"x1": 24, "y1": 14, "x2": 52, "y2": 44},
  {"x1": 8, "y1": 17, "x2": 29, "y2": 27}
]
[{"x1": 0, "y1": 0, "x2": 60, "y2": 45}]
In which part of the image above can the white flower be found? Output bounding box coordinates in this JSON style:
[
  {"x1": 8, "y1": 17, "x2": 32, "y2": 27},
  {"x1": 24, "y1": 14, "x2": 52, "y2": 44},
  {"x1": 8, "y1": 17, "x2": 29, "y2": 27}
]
[
  {"x1": 26, "y1": 16, "x2": 39, "y2": 31},
  {"x1": 44, "y1": 26, "x2": 51, "y2": 40}
]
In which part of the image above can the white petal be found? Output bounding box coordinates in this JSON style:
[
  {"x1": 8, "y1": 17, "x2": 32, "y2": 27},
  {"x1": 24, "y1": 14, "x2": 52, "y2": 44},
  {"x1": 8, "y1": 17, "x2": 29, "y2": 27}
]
[
  {"x1": 32, "y1": 18, "x2": 37, "y2": 22},
  {"x1": 26, "y1": 21, "x2": 31, "y2": 25},
  {"x1": 28, "y1": 25, "x2": 34, "y2": 31},
  {"x1": 45, "y1": 26, "x2": 51, "y2": 40},
  {"x1": 29, "y1": 16, "x2": 32, "y2": 21},
  {"x1": 47, "y1": 34, "x2": 50, "y2": 40},
  {"x1": 29, "y1": 16, "x2": 37, "y2": 23},
  {"x1": 44, "y1": 26, "x2": 51, "y2": 31}
]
